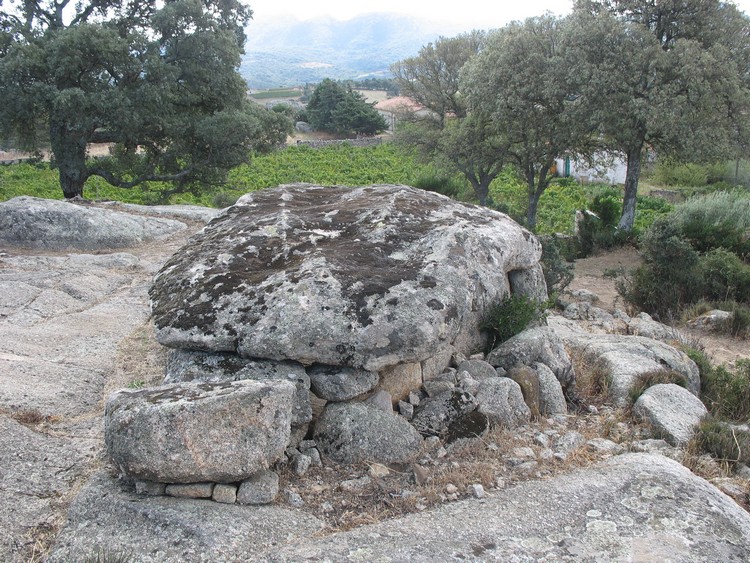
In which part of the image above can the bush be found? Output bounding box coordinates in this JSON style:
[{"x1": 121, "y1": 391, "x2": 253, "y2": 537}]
[
  {"x1": 480, "y1": 294, "x2": 546, "y2": 349},
  {"x1": 652, "y1": 158, "x2": 710, "y2": 187},
  {"x1": 539, "y1": 235, "x2": 574, "y2": 295},
  {"x1": 696, "y1": 416, "x2": 750, "y2": 467},
  {"x1": 697, "y1": 249, "x2": 750, "y2": 304},
  {"x1": 412, "y1": 169, "x2": 470, "y2": 200},
  {"x1": 700, "y1": 359, "x2": 750, "y2": 422}
]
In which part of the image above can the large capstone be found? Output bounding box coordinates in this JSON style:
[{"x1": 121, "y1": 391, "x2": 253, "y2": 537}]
[
  {"x1": 150, "y1": 184, "x2": 546, "y2": 372},
  {"x1": 104, "y1": 380, "x2": 295, "y2": 483}
]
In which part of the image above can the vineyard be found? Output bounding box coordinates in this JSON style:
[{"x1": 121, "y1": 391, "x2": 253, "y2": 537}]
[{"x1": 0, "y1": 142, "x2": 669, "y2": 236}]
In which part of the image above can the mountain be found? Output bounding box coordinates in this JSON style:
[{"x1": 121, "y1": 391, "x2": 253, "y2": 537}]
[{"x1": 240, "y1": 13, "x2": 467, "y2": 89}]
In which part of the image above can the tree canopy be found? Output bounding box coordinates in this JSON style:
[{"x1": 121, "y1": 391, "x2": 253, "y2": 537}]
[
  {"x1": 305, "y1": 79, "x2": 387, "y2": 136},
  {"x1": 0, "y1": 0, "x2": 290, "y2": 199}
]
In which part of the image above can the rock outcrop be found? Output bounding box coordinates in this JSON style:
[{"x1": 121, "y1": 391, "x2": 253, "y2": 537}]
[
  {"x1": 633, "y1": 383, "x2": 709, "y2": 446},
  {"x1": 150, "y1": 183, "x2": 546, "y2": 371},
  {"x1": 0, "y1": 196, "x2": 186, "y2": 250}
]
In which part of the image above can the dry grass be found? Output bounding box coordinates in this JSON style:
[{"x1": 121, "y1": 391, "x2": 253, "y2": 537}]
[{"x1": 104, "y1": 322, "x2": 168, "y2": 402}]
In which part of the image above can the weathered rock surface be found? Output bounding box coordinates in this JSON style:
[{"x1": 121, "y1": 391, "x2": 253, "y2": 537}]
[
  {"x1": 475, "y1": 377, "x2": 531, "y2": 428},
  {"x1": 633, "y1": 384, "x2": 709, "y2": 446},
  {"x1": 105, "y1": 380, "x2": 295, "y2": 483},
  {"x1": 411, "y1": 388, "x2": 478, "y2": 437},
  {"x1": 47, "y1": 472, "x2": 323, "y2": 563},
  {"x1": 533, "y1": 362, "x2": 567, "y2": 415},
  {"x1": 487, "y1": 326, "x2": 575, "y2": 389},
  {"x1": 150, "y1": 184, "x2": 546, "y2": 372},
  {"x1": 164, "y1": 351, "x2": 313, "y2": 428},
  {"x1": 560, "y1": 333, "x2": 700, "y2": 406},
  {"x1": 0, "y1": 196, "x2": 186, "y2": 250},
  {"x1": 264, "y1": 454, "x2": 750, "y2": 562},
  {"x1": 314, "y1": 402, "x2": 423, "y2": 464},
  {"x1": 307, "y1": 364, "x2": 378, "y2": 401}
]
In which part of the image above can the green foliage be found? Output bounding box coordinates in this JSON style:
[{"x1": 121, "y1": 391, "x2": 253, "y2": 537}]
[
  {"x1": 0, "y1": 0, "x2": 285, "y2": 199},
  {"x1": 619, "y1": 191, "x2": 750, "y2": 319},
  {"x1": 696, "y1": 416, "x2": 750, "y2": 467},
  {"x1": 628, "y1": 369, "x2": 687, "y2": 406},
  {"x1": 539, "y1": 235, "x2": 575, "y2": 295},
  {"x1": 701, "y1": 359, "x2": 750, "y2": 422},
  {"x1": 652, "y1": 159, "x2": 710, "y2": 187},
  {"x1": 480, "y1": 294, "x2": 547, "y2": 349},
  {"x1": 306, "y1": 79, "x2": 386, "y2": 135},
  {"x1": 410, "y1": 168, "x2": 471, "y2": 200}
]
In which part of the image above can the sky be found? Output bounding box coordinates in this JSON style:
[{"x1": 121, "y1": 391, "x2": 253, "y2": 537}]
[{"x1": 247, "y1": 0, "x2": 750, "y2": 32}]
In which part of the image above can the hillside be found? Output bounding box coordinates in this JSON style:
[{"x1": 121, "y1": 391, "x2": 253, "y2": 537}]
[{"x1": 241, "y1": 13, "x2": 466, "y2": 89}]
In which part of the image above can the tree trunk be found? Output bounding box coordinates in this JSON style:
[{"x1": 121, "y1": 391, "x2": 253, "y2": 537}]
[
  {"x1": 469, "y1": 177, "x2": 490, "y2": 206},
  {"x1": 618, "y1": 143, "x2": 644, "y2": 232},
  {"x1": 49, "y1": 119, "x2": 89, "y2": 199}
]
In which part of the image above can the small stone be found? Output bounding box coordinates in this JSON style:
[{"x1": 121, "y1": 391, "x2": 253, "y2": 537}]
[
  {"x1": 340, "y1": 476, "x2": 371, "y2": 492},
  {"x1": 398, "y1": 400, "x2": 414, "y2": 420},
  {"x1": 283, "y1": 489, "x2": 304, "y2": 508},
  {"x1": 369, "y1": 463, "x2": 391, "y2": 478},
  {"x1": 423, "y1": 379, "x2": 455, "y2": 397},
  {"x1": 587, "y1": 438, "x2": 625, "y2": 455},
  {"x1": 470, "y1": 484, "x2": 485, "y2": 498},
  {"x1": 306, "y1": 448, "x2": 323, "y2": 467},
  {"x1": 165, "y1": 482, "x2": 214, "y2": 499},
  {"x1": 735, "y1": 464, "x2": 750, "y2": 479},
  {"x1": 539, "y1": 448, "x2": 555, "y2": 460},
  {"x1": 292, "y1": 453, "x2": 312, "y2": 476},
  {"x1": 495, "y1": 477, "x2": 506, "y2": 489},
  {"x1": 556, "y1": 431, "x2": 584, "y2": 454},
  {"x1": 588, "y1": 405, "x2": 599, "y2": 414},
  {"x1": 212, "y1": 483, "x2": 237, "y2": 504},
  {"x1": 285, "y1": 447, "x2": 301, "y2": 458},
  {"x1": 298, "y1": 440, "x2": 317, "y2": 451},
  {"x1": 237, "y1": 470, "x2": 279, "y2": 505},
  {"x1": 436, "y1": 447, "x2": 447, "y2": 459},
  {"x1": 321, "y1": 501, "x2": 334, "y2": 513},
  {"x1": 512, "y1": 446, "x2": 536, "y2": 460},
  {"x1": 469, "y1": 353, "x2": 485, "y2": 361},
  {"x1": 409, "y1": 391, "x2": 421, "y2": 406},
  {"x1": 447, "y1": 492, "x2": 459, "y2": 501},
  {"x1": 365, "y1": 390, "x2": 394, "y2": 413},
  {"x1": 423, "y1": 436, "x2": 442, "y2": 451},
  {"x1": 533, "y1": 433, "x2": 550, "y2": 448},
  {"x1": 413, "y1": 463, "x2": 430, "y2": 485},
  {"x1": 135, "y1": 480, "x2": 166, "y2": 496},
  {"x1": 445, "y1": 483, "x2": 458, "y2": 494}
]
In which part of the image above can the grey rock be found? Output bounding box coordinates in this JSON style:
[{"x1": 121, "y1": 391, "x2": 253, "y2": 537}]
[
  {"x1": 308, "y1": 364, "x2": 379, "y2": 401},
  {"x1": 237, "y1": 470, "x2": 279, "y2": 505},
  {"x1": 283, "y1": 489, "x2": 305, "y2": 508},
  {"x1": 398, "y1": 400, "x2": 414, "y2": 419},
  {"x1": 115, "y1": 202, "x2": 222, "y2": 223},
  {"x1": 469, "y1": 483, "x2": 486, "y2": 499},
  {"x1": 507, "y1": 366, "x2": 541, "y2": 419},
  {"x1": 212, "y1": 483, "x2": 238, "y2": 504},
  {"x1": 627, "y1": 312, "x2": 680, "y2": 341},
  {"x1": 165, "y1": 482, "x2": 214, "y2": 499},
  {"x1": 150, "y1": 184, "x2": 545, "y2": 371},
  {"x1": 135, "y1": 481, "x2": 166, "y2": 496},
  {"x1": 0, "y1": 196, "x2": 185, "y2": 250},
  {"x1": 340, "y1": 476, "x2": 372, "y2": 492},
  {"x1": 292, "y1": 454, "x2": 312, "y2": 477},
  {"x1": 533, "y1": 362, "x2": 567, "y2": 415},
  {"x1": 47, "y1": 471, "x2": 322, "y2": 562},
  {"x1": 266, "y1": 454, "x2": 750, "y2": 562},
  {"x1": 314, "y1": 402, "x2": 423, "y2": 465},
  {"x1": 633, "y1": 383, "x2": 708, "y2": 446},
  {"x1": 423, "y1": 378, "x2": 455, "y2": 397},
  {"x1": 487, "y1": 326, "x2": 576, "y2": 389},
  {"x1": 105, "y1": 380, "x2": 295, "y2": 483},
  {"x1": 688, "y1": 309, "x2": 733, "y2": 332},
  {"x1": 475, "y1": 377, "x2": 531, "y2": 428},
  {"x1": 411, "y1": 389, "x2": 477, "y2": 437},
  {"x1": 456, "y1": 359, "x2": 498, "y2": 381},
  {"x1": 556, "y1": 431, "x2": 585, "y2": 455},
  {"x1": 561, "y1": 333, "x2": 700, "y2": 406},
  {"x1": 569, "y1": 288, "x2": 600, "y2": 303},
  {"x1": 364, "y1": 390, "x2": 394, "y2": 413},
  {"x1": 164, "y1": 352, "x2": 313, "y2": 428},
  {"x1": 587, "y1": 438, "x2": 625, "y2": 455}
]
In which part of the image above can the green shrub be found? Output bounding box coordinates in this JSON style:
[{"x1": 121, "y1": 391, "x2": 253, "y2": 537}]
[
  {"x1": 653, "y1": 158, "x2": 710, "y2": 187},
  {"x1": 480, "y1": 294, "x2": 546, "y2": 349},
  {"x1": 539, "y1": 235, "x2": 574, "y2": 295},
  {"x1": 697, "y1": 249, "x2": 750, "y2": 304},
  {"x1": 696, "y1": 416, "x2": 750, "y2": 467},
  {"x1": 701, "y1": 359, "x2": 750, "y2": 422},
  {"x1": 411, "y1": 169, "x2": 470, "y2": 200}
]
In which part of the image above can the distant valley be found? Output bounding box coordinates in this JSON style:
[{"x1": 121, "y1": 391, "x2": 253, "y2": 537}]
[{"x1": 241, "y1": 13, "x2": 469, "y2": 89}]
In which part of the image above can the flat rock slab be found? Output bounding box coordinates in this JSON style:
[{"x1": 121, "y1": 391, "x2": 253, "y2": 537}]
[
  {"x1": 105, "y1": 380, "x2": 296, "y2": 483},
  {"x1": 47, "y1": 471, "x2": 324, "y2": 563},
  {"x1": 150, "y1": 184, "x2": 546, "y2": 371},
  {"x1": 264, "y1": 454, "x2": 750, "y2": 562},
  {"x1": 0, "y1": 196, "x2": 186, "y2": 250}
]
